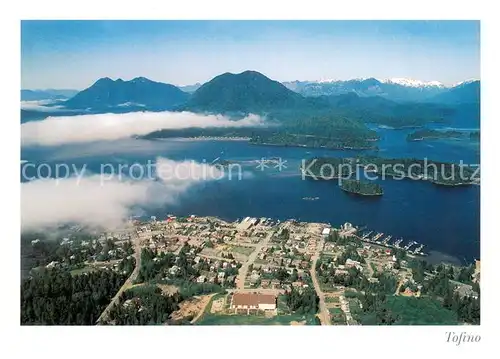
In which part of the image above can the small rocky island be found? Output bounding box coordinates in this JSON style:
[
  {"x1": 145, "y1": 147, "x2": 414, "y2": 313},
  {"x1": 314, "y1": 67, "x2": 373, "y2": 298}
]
[{"x1": 339, "y1": 179, "x2": 383, "y2": 196}]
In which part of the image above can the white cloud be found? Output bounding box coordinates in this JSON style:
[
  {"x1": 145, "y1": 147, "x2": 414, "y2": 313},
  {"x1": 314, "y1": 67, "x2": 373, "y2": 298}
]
[
  {"x1": 21, "y1": 100, "x2": 65, "y2": 112},
  {"x1": 21, "y1": 157, "x2": 224, "y2": 231},
  {"x1": 21, "y1": 111, "x2": 265, "y2": 146}
]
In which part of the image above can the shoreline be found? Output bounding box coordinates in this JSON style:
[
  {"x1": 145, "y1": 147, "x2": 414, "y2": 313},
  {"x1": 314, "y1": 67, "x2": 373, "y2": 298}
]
[
  {"x1": 170, "y1": 136, "x2": 251, "y2": 141},
  {"x1": 250, "y1": 141, "x2": 377, "y2": 151},
  {"x1": 133, "y1": 214, "x2": 473, "y2": 265}
]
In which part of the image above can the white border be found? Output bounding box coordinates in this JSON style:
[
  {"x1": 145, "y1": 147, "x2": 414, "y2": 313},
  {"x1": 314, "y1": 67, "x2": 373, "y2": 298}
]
[{"x1": 1, "y1": 1, "x2": 498, "y2": 358}]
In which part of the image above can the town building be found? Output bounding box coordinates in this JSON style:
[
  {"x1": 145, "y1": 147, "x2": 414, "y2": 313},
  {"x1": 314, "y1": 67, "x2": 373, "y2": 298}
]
[
  {"x1": 237, "y1": 217, "x2": 258, "y2": 231},
  {"x1": 230, "y1": 293, "x2": 277, "y2": 314}
]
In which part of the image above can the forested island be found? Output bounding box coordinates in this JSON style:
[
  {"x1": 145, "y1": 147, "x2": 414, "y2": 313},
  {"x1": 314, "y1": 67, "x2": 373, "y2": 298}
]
[
  {"x1": 339, "y1": 179, "x2": 383, "y2": 196},
  {"x1": 406, "y1": 129, "x2": 466, "y2": 141},
  {"x1": 141, "y1": 111, "x2": 380, "y2": 150},
  {"x1": 354, "y1": 156, "x2": 479, "y2": 186},
  {"x1": 301, "y1": 156, "x2": 479, "y2": 186},
  {"x1": 406, "y1": 129, "x2": 481, "y2": 143}
]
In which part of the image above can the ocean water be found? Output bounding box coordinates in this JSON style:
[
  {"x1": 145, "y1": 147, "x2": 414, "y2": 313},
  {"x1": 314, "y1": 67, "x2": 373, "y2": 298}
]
[{"x1": 20, "y1": 113, "x2": 480, "y2": 264}]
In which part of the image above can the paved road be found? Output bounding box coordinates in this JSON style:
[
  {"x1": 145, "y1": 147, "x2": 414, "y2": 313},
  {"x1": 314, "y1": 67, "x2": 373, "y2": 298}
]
[
  {"x1": 310, "y1": 237, "x2": 331, "y2": 325},
  {"x1": 96, "y1": 229, "x2": 143, "y2": 324},
  {"x1": 236, "y1": 231, "x2": 274, "y2": 289}
]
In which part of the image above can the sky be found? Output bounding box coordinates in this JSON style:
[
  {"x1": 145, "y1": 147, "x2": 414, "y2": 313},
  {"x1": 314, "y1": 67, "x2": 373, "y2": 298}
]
[{"x1": 21, "y1": 20, "x2": 480, "y2": 89}]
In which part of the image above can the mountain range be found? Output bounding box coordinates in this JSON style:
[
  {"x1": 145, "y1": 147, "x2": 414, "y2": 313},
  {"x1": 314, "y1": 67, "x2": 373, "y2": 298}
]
[
  {"x1": 21, "y1": 70, "x2": 480, "y2": 150},
  {"x1": 23, "y1": 73, "x2": 480, "y2": 112},
  {"x1": 281, "y1": 78, "x2": 480, "y2": 103},
  {"x1": 429, "y1": 80, "x2": 480, "y2": 105},
  {"x1": 21, "y1": 89, "x2": 79, "y2": 101},
  {"x1": 63, "y1": 77, "x2": 190, "y2": 110}
]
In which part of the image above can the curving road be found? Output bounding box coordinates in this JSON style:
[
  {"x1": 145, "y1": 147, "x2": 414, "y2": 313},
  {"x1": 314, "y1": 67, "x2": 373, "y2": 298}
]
[
  {"x1": 310, "y1": 238, "x2": 331, "y2": 325},
  {"x1": 96, "y1": 230, "x2": 142, "y2": 324}
]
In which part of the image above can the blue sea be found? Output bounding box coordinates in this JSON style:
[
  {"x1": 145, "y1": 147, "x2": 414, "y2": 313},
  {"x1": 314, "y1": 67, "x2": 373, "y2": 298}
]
[{"x1": 21, "y1": 115, "x2": 480, "y2": 265}]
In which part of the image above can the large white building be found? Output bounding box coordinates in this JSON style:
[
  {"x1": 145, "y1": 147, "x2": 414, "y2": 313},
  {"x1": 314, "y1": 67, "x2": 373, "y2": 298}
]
[{"x1": 230, "y1": 293, "x2": 277, "y2": 313}]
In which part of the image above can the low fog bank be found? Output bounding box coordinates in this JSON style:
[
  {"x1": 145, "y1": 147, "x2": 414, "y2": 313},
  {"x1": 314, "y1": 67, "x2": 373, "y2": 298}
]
[
  {"x1": 21, "y1": 100, "x2": 65, "y2": 112},
  {"x1": 21, "y1": 111, "x2": 265, "y2": 146},
  {"x1": 21, "y1": 157, "x2": 224, "y2": 232}
]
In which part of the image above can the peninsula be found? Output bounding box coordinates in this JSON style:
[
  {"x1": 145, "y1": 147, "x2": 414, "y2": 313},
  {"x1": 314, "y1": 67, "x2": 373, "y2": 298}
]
[
  {"x1": 406, "y1": 129, "x2": 466, "y2": 141},
  {"x1": 301, "y1": 156, "x2": 479, "y2": 187}
]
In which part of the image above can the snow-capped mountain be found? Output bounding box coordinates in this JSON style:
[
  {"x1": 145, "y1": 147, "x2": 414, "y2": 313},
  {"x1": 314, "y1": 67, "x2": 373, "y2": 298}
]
[
  {"x1": 282, "y1": 77, "x2": 479, "y2": 103},
  {"x1": 379, "y1": 78, "x2": 447, "y2": 88},
  {"x1": 308, "y1": 77, "x2": 448, "y2": 88},
  {"x1": 316, "y1": 78, "x2": 339, "y2": 84},
  {"x1": 453, "y1": 79, "x2": 479, "y2": 87}
]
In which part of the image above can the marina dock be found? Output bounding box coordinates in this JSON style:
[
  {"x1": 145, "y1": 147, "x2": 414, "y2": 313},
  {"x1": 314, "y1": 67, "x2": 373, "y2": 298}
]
[{"x1": 350, "y1": 226, "x2": 428, "y2": 257}]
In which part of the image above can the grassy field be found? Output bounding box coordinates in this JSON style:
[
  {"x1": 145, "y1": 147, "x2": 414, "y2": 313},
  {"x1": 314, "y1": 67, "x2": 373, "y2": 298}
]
[
  {"x1": 196, "y1": 313, "x2": 318, "y2": 325},
  {"x1": 351, "y1": 295, "x2": 459, "y2": 325},
  {"x1": 328, "y1": 307, "x2": 343, "y2": 314}
]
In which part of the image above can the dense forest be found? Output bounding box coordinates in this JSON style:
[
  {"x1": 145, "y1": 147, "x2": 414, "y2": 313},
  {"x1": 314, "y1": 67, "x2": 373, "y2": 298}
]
[
  {"x1": 339, "y1": 179, "x2": 383, "y2": 196},
  {"x1": 285, "y1": 287, "x2": 319, "y2": 315},
  {"x1": 413, "y1": 262, "x2": 480, "y2": 324},
  {"x1": 21, "y1": 268, "x2": 128, "y2": 325},
  {"x1": 104, "y1": 285, "x2": 184, "y2": 325}
]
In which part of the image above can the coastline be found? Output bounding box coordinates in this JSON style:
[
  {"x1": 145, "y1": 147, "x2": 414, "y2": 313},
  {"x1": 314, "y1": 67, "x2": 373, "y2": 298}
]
[
  {"x1": 142, "y1": 136, "x2": 377, "y2": 150},
  {"x1": 171, "y1": 136, "x2": 250, "y2": 141},
  {"x1": 249, "y1": 141, "x2": 377, "y2": 151}
]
